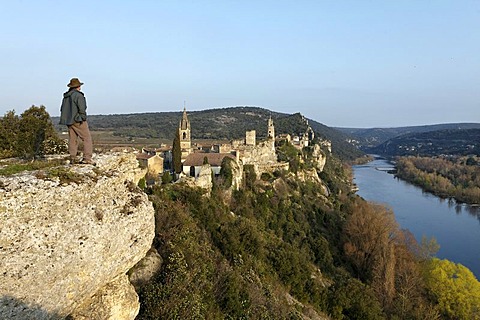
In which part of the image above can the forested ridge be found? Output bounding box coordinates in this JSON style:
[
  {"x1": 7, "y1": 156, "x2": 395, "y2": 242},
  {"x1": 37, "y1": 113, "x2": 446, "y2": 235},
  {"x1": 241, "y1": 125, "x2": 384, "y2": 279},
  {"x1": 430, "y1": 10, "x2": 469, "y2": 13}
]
[
  {"x1": 337, "y1": 123, "x2": 480, "y2": 151},
  {"x1": 136, "y1": 144, "x2": 480, "y2": 319},
  {"x1": 370, "y1": 129, "x2": 480, "y2": 157}
]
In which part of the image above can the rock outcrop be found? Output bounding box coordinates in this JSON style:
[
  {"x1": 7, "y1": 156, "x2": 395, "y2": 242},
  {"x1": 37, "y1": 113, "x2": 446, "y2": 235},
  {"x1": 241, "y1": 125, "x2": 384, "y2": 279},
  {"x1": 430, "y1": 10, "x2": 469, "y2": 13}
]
[
  {"x1": 195, "y1": 164, "x2": 213, "y2": 191},
  {"x1": 69, "y1": 274, "x2": 140, "y2": 320},
  {"x1": 0, "y1": 153, "x2": 155, "y2": 320},
  {"x1": 311, "y1": 144, "x2": 326, "y2": 172},
  {"x1": 129, "y1": 247, "x2": 163, "y2": 291}
]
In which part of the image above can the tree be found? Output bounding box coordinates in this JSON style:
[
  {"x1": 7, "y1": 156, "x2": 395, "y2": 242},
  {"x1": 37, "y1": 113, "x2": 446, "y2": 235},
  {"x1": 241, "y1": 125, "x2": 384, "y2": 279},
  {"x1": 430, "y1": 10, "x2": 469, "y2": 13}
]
[
  {"x1": 343, "y1": 201, "x2": 400, "y2": 310},
  {"x1": 0, "y1": 110, "x2": 20, "y2": 158},
  {"x1": 423, "y1": 258, "x2": 480, "y2": 320},
  {"x1": 15, "y1": 105, "x2": 64, "y2": 159},
  {"x1": 343, "y1": 202, "x2": 398, "y2": 281},
  {"x1": 243, "y1": 165, "x2": 256, "y2": 190},
  {"x1": 219, "y1": 156, "x2": 234, "y2": 188},
  {"x1": 466, "y1": 157, "x2": 478, "y2": 166},
  {"x1": 172, "y1": 130, "x2": 182, "y2": 174}
]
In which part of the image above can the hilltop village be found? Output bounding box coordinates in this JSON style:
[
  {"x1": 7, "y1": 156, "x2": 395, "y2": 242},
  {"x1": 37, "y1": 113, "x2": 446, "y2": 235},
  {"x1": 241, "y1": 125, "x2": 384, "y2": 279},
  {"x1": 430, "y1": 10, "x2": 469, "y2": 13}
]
[{"x1": 135, "y1": 108, "x2": 328, "y2": 187}]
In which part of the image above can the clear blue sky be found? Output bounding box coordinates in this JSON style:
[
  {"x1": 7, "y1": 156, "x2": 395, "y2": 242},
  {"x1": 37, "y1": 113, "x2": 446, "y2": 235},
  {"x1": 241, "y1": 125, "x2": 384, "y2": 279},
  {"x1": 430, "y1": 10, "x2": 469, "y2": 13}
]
[{"x1": 1, "y1": 0, "x2": 479, "y2": 128}]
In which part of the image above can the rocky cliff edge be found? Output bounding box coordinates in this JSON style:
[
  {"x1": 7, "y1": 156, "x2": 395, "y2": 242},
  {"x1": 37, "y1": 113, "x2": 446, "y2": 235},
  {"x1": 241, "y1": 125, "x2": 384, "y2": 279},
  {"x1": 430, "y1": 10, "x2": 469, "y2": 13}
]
[{"x1": 0, "y1": 153, "x2": 155, "y2": 320}]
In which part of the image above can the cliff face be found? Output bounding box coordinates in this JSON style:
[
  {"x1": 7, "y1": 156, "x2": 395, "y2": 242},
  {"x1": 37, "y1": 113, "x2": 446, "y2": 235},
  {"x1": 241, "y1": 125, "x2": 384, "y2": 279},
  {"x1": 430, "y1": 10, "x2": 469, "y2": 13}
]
[
  {"x1": 0, "y1": 153, "x2": 155, "y2": 320},
  {"x1": 311, "y1": 144, "x2": 327, "y2": 172}
]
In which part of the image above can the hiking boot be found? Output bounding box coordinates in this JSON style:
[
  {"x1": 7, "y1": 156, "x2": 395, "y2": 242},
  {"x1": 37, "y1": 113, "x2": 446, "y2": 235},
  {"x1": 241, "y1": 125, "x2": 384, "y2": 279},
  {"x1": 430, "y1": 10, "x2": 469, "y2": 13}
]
[{"x1": 79, "y1": 159, "x2": 96, "y2": 166}]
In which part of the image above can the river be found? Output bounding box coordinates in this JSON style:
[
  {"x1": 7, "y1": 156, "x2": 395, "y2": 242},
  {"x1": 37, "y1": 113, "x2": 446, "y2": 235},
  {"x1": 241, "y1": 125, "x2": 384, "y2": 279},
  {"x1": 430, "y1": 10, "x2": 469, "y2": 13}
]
[{"x1": 353, "y1": 157, "x2": 480, "y2": 278}]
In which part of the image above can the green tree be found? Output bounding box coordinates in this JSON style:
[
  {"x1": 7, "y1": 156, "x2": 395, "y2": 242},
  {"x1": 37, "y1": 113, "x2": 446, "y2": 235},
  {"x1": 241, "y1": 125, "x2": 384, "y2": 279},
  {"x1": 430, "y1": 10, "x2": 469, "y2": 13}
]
[
  {"x1": 0, "y1": 110, "x2": 20, "y2": 158},
  {"x1": 423, "y1": 258, "x2": 480, "y2": 319},
  {"x1": 172, "y1": 130, "x2": 182, "y2": 174},
  {"x1": 466, "y1": 157, "x2": 478, "y2": 166},
  {"x1": 16, "y1": 105, "x2": 63, "y2": 159},
  {"x1": 161, "y1": 171, "x2": 173, "y2": 184},
  {"x1": 219, "y1": 156, "x2": 234, "y2": 188},
  {"x1": 243, "y1": 164, "x2": 256, "y2": 190}
]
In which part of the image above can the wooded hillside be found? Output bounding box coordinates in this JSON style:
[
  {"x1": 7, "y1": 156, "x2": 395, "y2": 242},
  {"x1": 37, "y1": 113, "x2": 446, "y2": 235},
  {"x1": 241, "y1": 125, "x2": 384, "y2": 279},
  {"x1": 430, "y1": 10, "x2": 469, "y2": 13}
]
[
  {"x1": 370, "y1": 129, "x2": 480, "y2": 157},
  {"x1": 337, "y1": 123, "x2": 480, "y2": 150}
]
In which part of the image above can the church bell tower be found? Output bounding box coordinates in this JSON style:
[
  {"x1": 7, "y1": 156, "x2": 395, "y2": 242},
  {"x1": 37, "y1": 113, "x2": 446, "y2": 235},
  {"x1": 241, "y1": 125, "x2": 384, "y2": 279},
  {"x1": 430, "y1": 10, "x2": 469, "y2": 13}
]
[
  {"x1": 267, "y1": 116, "x2": 275, "y2": 139},
  {"x1": 179, "y1": 107, "x2": 192, "y2": 161}
]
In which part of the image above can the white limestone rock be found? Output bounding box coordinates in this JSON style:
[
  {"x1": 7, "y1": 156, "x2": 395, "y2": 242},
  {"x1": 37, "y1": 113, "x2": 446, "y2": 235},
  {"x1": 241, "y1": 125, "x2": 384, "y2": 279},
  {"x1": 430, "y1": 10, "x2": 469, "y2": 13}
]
[
  {"x1": 311, "y1": 144, "x2": 326, "y2": 172},
  {"x1": 129, "y1": 247, "x2": 163, "y2": 291},
  {"x1": 69, "y1": 274, "x2": 139, "y2": 320},
  {"x1": 195, "y1": 164, "x2": 213, "y2": 191},
  {"x1": 0, "y1": 153, "x2": 155, "y2": 320}
]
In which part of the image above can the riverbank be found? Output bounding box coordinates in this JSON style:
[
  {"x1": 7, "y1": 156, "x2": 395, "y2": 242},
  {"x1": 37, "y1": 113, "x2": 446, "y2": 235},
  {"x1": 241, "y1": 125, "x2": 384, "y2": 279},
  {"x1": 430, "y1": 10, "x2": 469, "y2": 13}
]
[
  {"x1": 353, "y1": 158, "x2": 480, "y2": 278},
  {"x1": 395, "y1": 156, "x2": 480, "y2": 205}
]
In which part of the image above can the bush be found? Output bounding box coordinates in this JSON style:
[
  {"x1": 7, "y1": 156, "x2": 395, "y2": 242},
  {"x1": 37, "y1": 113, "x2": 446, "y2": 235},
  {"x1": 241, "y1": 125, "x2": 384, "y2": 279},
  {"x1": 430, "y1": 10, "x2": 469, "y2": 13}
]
[
  {"x1": 138, "y1": 177, "x2": 146, "y2": 189},
  {"x1": 0, "y1": 106, "x2": 65, "y2": 160},
  {"x1": 161, "y1": 171, "x2": 173, "y2": 184}
]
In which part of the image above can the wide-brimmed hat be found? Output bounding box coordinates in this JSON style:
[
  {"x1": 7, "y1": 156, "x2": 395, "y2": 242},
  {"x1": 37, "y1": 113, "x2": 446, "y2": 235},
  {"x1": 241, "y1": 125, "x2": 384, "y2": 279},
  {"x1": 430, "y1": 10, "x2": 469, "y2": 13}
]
[{"x1": 67, "y1": 78, "x2": 84, "y2": 88}]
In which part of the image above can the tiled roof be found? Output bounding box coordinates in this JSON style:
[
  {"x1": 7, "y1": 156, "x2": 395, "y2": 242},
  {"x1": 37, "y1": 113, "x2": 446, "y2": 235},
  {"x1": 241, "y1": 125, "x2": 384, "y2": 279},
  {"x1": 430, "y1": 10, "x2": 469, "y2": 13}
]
[
  {"x1": 136, "y1": 153, "x2": 155, "y2": 160},
  {"x1": 183, "y1": 153, "x2": 235, "y2": 167}
]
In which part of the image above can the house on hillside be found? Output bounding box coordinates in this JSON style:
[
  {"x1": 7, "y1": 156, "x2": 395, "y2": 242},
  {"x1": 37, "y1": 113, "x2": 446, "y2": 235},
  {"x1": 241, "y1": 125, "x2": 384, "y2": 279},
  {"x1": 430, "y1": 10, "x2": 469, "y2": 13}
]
[
  {"x1": 136, "y1": 153, "x2": 164, "y2": 176},
  {"x1": 182, "y1": 153, "x2": 235, "y2": 178}
]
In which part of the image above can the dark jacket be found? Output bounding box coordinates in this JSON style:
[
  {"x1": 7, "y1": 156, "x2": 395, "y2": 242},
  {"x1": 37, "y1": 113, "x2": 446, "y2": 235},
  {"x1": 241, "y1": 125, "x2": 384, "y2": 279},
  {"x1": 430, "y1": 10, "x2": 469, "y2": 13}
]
[{"x1": 59, "y1": 89, "x2": 87, "y2": 125}]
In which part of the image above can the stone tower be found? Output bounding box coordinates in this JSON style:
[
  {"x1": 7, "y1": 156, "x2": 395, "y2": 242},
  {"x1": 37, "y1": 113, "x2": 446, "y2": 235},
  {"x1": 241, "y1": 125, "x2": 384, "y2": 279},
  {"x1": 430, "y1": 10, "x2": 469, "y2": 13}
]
[
  {"x1": 179, "y1": 107, "x2": 192, "y2": 161},
  {"x1": 246, "y1": 130, "x2": 256, "y2": 146},
  {"x1": 267, "y1": 116, "x2": 275, "y2": 139}
]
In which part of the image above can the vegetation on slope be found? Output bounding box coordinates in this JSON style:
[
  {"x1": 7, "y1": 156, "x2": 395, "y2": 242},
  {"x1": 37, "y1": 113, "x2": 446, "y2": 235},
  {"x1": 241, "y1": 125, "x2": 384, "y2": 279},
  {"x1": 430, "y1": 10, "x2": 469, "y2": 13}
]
[
  {"x1": 135, "y1": 143, "x2": 479, "y2": 319},
  {"x1": 395, "y1": 156, "x2": 480, "y2": 204}
]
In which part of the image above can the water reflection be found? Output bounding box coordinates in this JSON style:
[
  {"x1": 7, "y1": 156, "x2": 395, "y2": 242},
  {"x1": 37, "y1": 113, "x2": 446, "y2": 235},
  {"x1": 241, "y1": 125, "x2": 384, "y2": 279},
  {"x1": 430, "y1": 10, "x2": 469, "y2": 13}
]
[{"x1": 353, "y1": 157, "x2": 480, "y2": 278}]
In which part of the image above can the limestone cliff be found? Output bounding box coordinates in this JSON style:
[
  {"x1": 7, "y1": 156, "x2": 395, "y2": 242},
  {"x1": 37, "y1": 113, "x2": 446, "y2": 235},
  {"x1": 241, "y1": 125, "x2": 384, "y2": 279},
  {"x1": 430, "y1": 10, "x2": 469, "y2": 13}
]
[
  {"x1": 0, "y1": 153, "x2": 155, "y2": 320},
  {"x1": 311, "y1": 144, "x2": 327, "y2": 172}
]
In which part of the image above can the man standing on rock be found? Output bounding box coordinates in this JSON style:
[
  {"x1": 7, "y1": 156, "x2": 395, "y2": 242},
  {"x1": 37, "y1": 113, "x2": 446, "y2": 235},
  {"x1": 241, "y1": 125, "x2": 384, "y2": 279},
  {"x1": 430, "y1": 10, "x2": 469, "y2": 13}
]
[{"x1": 60, "y1": 78, "x2": 95, "y2": 165}]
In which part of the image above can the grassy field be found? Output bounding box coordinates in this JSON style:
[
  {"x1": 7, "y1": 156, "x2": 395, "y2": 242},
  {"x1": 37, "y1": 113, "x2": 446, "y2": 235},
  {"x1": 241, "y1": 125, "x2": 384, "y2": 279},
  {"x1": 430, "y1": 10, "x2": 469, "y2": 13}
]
[
  {"x1": 57, "y1": 130, "x2": 170, "y2": 151},
  {"x1": 57, "y1": 130, "x2": 232, "y2": 153}
]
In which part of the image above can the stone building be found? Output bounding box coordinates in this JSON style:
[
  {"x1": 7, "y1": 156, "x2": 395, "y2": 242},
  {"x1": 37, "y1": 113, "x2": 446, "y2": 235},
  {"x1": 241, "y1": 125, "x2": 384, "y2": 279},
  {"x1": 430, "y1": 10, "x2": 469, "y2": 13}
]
[
  {"x1": 232, "y1": 117, "x2": 281, "y2": 175},
  {"x1": 136, "y1": 153, "x2": 164, "y2": 176},
  {"x1": 267, "y1": 116, "x2": 275, "y2": 139},
  {"x1": 245, "y1": 130, "x2": 256, "y2": 146},
  {"x1": 173, "y1": 111, "x2": 287, "y2": 181},
  {"x1": 292, "y1": 125, "x2": 315, "y2": 149},
  {"x1": 182, "y1": 153, "x2": 235, "y2": 177}
]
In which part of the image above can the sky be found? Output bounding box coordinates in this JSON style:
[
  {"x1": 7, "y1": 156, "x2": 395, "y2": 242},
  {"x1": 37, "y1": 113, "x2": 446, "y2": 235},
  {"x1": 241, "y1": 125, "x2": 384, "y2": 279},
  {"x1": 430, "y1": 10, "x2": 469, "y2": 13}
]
[{"x1": 1, "y1": 0, "x2": 479, "y2": 128}]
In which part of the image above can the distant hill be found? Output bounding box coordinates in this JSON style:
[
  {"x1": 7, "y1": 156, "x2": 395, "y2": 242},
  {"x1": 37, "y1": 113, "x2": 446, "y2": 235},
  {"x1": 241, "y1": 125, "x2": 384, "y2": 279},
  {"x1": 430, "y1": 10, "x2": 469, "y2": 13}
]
[
  {"x1": 368, "y1": 128, "x2": 480, "y2": 156},
  {"x1": 53, "y1": 106, "x2": 363, "y2": 160},
  {"x1": 336, "y1": 123, "x2": 480, "y2": 149}
]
